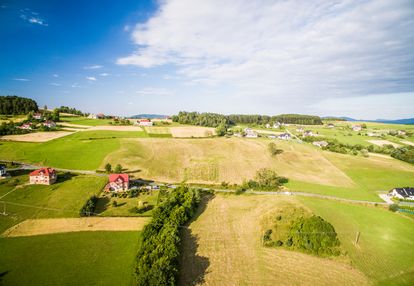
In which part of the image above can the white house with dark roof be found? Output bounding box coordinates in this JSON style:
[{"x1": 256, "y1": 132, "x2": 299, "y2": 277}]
[
  {"x1": 278, "y1": 133, "x2": 291, "y2": 140},
  {"x1": 389, "y1": 187, "x2": 414, "y2": 200}
]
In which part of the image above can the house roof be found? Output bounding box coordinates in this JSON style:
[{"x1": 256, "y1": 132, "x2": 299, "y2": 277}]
[
  {"x1": 392, "y1": 187, "x2": 414, "y2": 197},
  {"x1": 30, "y1": 168, "x2": 56, "y2": 176},
  {"x1": 139, "y1": 119, "x2": 151, "y2": 122},
  {"x1": 109, "y1": 174, "x2": 129, "y2": 183}
]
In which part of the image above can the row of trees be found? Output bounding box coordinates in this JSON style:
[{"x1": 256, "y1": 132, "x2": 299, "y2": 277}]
[
  {"x1": 135, "y1": 186, "x2": 202, "y2": 285},
  {"x1": 172, "y1": 111, "x2": 323, "y2": 128},
  {"x1": 56, "y1": 106, "x2": 87, "y2": 116},
  {"x1": 0, "y1": 95, "x2": 38, "y2": 115},
  {"x1": 242, "y1": 168, "x2": 288, "y2": 191},
  {"x1": 104, "y1": 163, "x2": 123, "y2": 173}
]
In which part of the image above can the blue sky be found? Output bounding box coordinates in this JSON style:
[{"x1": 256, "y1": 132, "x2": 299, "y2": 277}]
[{"x1": 0, "y1": 0, "x2": 413, "y2": 119}]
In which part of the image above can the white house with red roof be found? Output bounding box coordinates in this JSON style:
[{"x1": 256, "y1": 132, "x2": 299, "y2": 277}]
[
  {"x1": 136, "y1": 119, "x2": 153, "y2": 126},
  {"x1": 33, "y1": 113, "x2": 43, "y2": 120},
  {"x1": 43, "y1": 121, "x2": 56, "y2": 128},
  {"x1": 29, "y1": 168, "x2": 57, "y2": 185},
  {"x1": 19, "y1": 122, "x2": 33, "y2": 130},
  {"x1": 105, "y1": 174, "x2": 130, "y2": 192}
]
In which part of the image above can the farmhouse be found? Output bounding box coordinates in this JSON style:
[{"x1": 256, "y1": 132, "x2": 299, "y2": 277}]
[
  {"x1": 88, "y1": 113, "x2": 97, "y2": 119},
  {"x1": 137, "y1": 119, "x2": 153, "y2": 126},
  {"x1": 19, "y1": 123, "x2": 33, "y2": 130},
  {"x1": 389, "y1": 187, "x2": 414, "y2": 200},
  {"x1": 296, "y1": 127, "x2": 304, "y2": 133},
  {"x1": 105, "y1": 174, "x2": 130, "y2": 192},
  {"x1": 352, "y1": 125, "x2": 362, "y2": 132},
  {"x1": 265, "y1": 123, "x2": 271, "y2": 128},
  {"x1": 303, "y1": 130, "x2": 315, "y2": 137},
  {"x1": 29, "y1": 168, "x2": 57, "y2": 185},
  {"x1": 43, "y1": 121, "x2": 56, "y2": 128},
  {"x1": 273, "y1": 122, "x2": 281, "y2": 129},
  {"x1": 96, "y1": 113, "x2": 105, "y2": 119},
  {"x1": 327, "y1": 123, "x2": 335, "y2": 128},
  {"x1": 33, "y1": 113, "x2": 43, "y2": 120},
  {"x1": 244, "y1": 128, "x2": 258, "y2": 138},
  {"x1": 313, "y1": 141, "x2": 329, "y2": 148},
  {"x1": 278, "y1": 133, "x2": 291, "y2": 140}
]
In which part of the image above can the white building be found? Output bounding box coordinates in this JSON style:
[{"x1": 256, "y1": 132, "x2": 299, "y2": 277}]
[
  {"x1": 278, "y1": 133, "x2": 291, "y2": 140},
  {"x1": 352, "y1": 125, "x2": 362, "y2": 132},
  {"x1": 244, "y1": 128, "x2": 258, "y2": 138},
  {"x1": 389, "y1": 187, "x2": 414, "y2": 200},
  {"x1": 313, "y1": 141, "x2": 328, "y2": 148}
]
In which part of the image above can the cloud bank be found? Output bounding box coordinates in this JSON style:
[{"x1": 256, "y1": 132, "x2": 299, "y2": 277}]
[{"x1": 118, "y1": 0, "x2": 414, "y2": 113}]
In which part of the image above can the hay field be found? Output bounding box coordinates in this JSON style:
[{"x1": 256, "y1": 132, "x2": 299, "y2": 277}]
[
  {"x1": 170, "y1": 126, "x2": 216, "y2": 137},
  {"x1": 102, "y1": 137, "x2": 353, "y2": 186},
  {"x1": 179, "y1": 194, "x2": 368, "y2": 285},
  {"x1": 88, "y1": 125, "x2": 143, "y2": 131},
  {"x1": 0, "y1": 131, "x2": 73, "y2": 142},
  {"x1": 3, "y1": 217, "x2": 150, "y2": 237},
  {"x1": 367, "y1": 139, "x2": 401, "y2": 148},
  {"x1": 144, "y1": 126, "x2": 171, "y2": 134}
]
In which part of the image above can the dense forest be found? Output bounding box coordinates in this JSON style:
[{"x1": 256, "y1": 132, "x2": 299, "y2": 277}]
[
  {"x1": 56, "y1": 106, "x2": 87, "y2": 116},
  {"x1": 172, "y1": 111, "x2": 323, "y2": 127},
  {"x1": 0, "y1": 95, "x2": 38, "y2": 115}
]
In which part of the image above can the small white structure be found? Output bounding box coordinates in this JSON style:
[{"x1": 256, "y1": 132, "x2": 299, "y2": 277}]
[
  {"x1": 313, "y1": 141, "x2": 328, "y2": 148},
  {"x1": 389, "y1": 187, "x2": 414, "y2": 200},
  {"x1": 278, "y1": 133, "x2": 291, "y2": 140},
  {"x1": 303, "y1": 130, "x2": 315, "y2": 137},
  {"x1": 273, "y1": 122, "x2": 281, "y2": 129},
  {"x1": 398, "y1": 130, "x2": 406, "y2": 136},
  {"x1": 352, "y1": 125, "x2": 362, "y2": 132},
  {"x1": 296, "y1": 127, "x2": 304, "y2": 133},
  {"x1": 327, "y1": 123, "x2": 335, "y2": 128},
  {"x1": 137, "y1": 119, "x2": 153, "y2": 126},
  {"x1": 0, "y1": 165, "x2": 6, "y2": 177},
  {"x1": 244, "y1": 128, "x2": 258, "y2": 138},
  {"x1": 88, "y1": 114, "x2": 97, "y2": 119},
  {"x1": 33, "y1": 113, "x2": 43, "y2": 120},
  {"x1": 265, "y1": 123, "x2": 271, "y2": 129}
]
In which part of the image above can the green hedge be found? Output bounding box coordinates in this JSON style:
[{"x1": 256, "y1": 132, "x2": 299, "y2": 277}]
[{"x1": 79, "y1": 195, "x2": 98, "y2": 216}]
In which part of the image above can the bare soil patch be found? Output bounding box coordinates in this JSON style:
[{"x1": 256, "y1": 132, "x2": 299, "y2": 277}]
[
  {"x1": 2, "y1": 217, "x2": 150, "y2": 237},
  {"x1": 0, "y1": 131, "x2": 73, "y2": 142},
  {"x1": 170, "y1": 127, "x2": 216, "y2": 138},
  {"x1": 367, "y1": 140, "x2": 401, "y2": 148},
  {"x1": 179, "y1": 195, "x2": 368, "y2": 285},
  {"x1": 401, "y1": 140, "x2": 414, "y2": 147}
]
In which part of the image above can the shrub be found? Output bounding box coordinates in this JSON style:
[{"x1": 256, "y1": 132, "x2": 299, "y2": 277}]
[
  {"x1": 388, "y1": 204, "x2": 399, "y2": 212},
  {"x1": 112, "y1": 200, "x2": 118, "y2": 207},
  {"x1": 268, "y1": 142, "x2": 283, "y2": 156},
  {"x1": 79, "y1": 195, "x2": 98, "y2": 216}
]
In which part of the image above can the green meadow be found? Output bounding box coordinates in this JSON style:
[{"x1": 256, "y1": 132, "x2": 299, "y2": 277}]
[
  {"x1": 301, "y1": 197, "x2": 414, "y2": 285},
  {"x1": 0, "y1": 171, "x2": 107, "y2": 233},
  {"x1": 0, "y1": 231, "x2": 141, "y2": 286},
  {"x1": 61, "y1": 116, "x2": 114, "y2": 126}
]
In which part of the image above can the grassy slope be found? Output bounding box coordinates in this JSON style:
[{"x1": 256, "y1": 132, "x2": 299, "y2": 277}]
[
  {"x1": 301, "y1": 197, "x2": 414, "y2": 284},
  {"x1": 0, "y1": 172, "x2": 107, "y2": 233},
  {"x1": 61, "y1": 116, "x2": 113, "y2": 126},
  {"x1": 0, "y1": 231, "x2": 141, "y2": 286}
]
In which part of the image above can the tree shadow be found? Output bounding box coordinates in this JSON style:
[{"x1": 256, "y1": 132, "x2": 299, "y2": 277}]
[
  {"x1": 56, "y1": 172, "x2": 78, "y2": 183},
  {"x1": 178, "y1": 194, "x2": 214, "y2": 286},
  {"x1": 94, "y1": 196, "x2": 110, "y2": 214},
  {"x1": 0, "y1": 271, "x2": 9, "y2": 283}
]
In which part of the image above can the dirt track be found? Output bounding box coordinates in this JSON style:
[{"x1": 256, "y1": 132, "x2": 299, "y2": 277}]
[{"x1": 2, "y1": 217, "x2": 150, "y2": 237}]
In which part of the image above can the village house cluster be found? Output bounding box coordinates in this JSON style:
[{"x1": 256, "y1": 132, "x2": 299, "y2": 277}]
[{"x1": 20, "y1": 112, "x2": 57, "y2": 130}]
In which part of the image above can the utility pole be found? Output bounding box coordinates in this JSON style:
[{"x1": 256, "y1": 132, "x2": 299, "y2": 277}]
[{"x1": 354, "y1": 231, "x2": 360, "y2": 245}]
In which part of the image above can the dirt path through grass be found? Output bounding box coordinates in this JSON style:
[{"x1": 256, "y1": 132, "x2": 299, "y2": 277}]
[{"x1": 2, "y1": 217, "x2": 149, "y2": 237}]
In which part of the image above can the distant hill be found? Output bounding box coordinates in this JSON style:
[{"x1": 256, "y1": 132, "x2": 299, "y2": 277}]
[
  {"x1": 323, "y1": 116, "x2": 414, "y2": 125},
  {"x1": 129, "y1": 114, "x2": 169, "y2": 119}
]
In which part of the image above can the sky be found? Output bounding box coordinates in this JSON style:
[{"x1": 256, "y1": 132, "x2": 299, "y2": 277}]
[{"x1": 0, "y1": 0, "x2": 413, "y2": 119}]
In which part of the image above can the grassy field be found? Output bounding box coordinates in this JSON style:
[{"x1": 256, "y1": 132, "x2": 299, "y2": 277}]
[
  {"x1": 179, "y1": 194, "x2": 368, "y2": 285},
  {"x1": 61, "y1": 116, "x2": 113, "y2": 126},
  {"x1": 0, "y1": 171, "x2": 107, "y2": 233},
  {"x1": 301, "y1": 197, "x2": 414, "y2": 285},
  {"x1": 0, "y1": 231, "x2": 141, "y2": 286}
]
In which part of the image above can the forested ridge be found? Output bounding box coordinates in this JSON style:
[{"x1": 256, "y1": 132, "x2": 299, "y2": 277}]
[
  {"x1": 172, "y1": 111, "x2": 322, "y2": 127},
  {"x1": 0, "y1": 95, "x2": 38, "y2": 114}
]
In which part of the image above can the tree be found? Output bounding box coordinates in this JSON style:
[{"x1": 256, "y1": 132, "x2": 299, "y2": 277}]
[
  {"x1": 268, "y1": 142, "x2": 283, "y2": 156},
  {"x1": 215, "y1": 122, "x2": 227, "y2": 136},
  {"x1": 105, "y1": 163, "x2": 112, "y2": 173},
  {"x1": 114, "y1": 164, "x2": 123, "y2": 173},
  {"x1": 51, "y1": 108, "x2": 60, "y2": 122},
  {"x1": 43, "y1": 105, "x2": 48, "y2": 110},
  {"x1": 254, "y1": 168, "x2": 284, "y2": 189}
]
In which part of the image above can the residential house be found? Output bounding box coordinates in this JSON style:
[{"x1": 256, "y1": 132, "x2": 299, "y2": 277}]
[
  {"x1": 296, "y1": 127, "x2": 304, "y2": 133},
  {"x1": 265, "y1": 123, "x2": 271, "y2": 129},
  {"x1": 0, "y1": 165, "x2": 6, "y2": 177},
  {"x1": 278, "y1": 133, "x2": 291, "y2": 140},
  {"x1": 29, "y1": 168, "x2": 57, "y2": 185},
  {"x1": 352, "y1": 125, "x2": 362, "y2": 132},
  {"x1": 96, "y1": 113, "x2": 105, "y2": 119},
  {"x1": 327, "y1": 123, "x2": 335, "y2": 128},
  {"x1": 19, "y1": 123, "x2": 33, "y2": 130},
  {"x1": 43, "y1": 121, "x2": 56, "y2": 128},
  {"x1": 105, "y1": 174, "x2": 130, "y2": 192},
  {"x1": 273, "y1": 122, "x2": 281, "y2": 129},
  {"x1": 244, "y1": 128, "x2": 258, "y2": 138},
  {"x1": 137, "y1": 119, "x2": 153, "y2": 126},
  {"x1": 389, "y1": 187, "x2": 414, "y2": 201},
  {"x1": 313, "y1": 141, "x2": 329, "y2": 148},
  {"x1": 33, "y1": 113, "x2": 43, "y2": 120},
  {"x1": 303, "y1": 130, "x2": 315, "y2": 137},
  {"x1": 88, "y1": 114, "x2": 97, "y2": 119}
]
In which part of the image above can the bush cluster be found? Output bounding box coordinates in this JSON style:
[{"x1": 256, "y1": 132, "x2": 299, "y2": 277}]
[
  {"x1": 243, "y1": 168, "x2": 288, "y2": 191},
  {"x1": 79, "y1": 195, "x2": 98, "y2": 216},
  {"x1": 135, "y1": 186, "x2": 201, "y2": 285}
]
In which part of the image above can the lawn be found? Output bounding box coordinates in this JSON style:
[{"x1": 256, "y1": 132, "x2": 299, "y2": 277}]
[
  {"x1": 0, "y1": 171, "x2": 107, "y2": 233},
  {"x1": 61, "y1": 116, "x2": 113, "y2": 126},
  {"x1": 301, "y1": 197, "x2": 414, "y2": 284},
  {"x1": 0, "y1": 231, "x2": 141, "y2": 286}
]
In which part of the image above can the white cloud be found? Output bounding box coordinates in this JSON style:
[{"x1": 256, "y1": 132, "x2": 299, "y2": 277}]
[
  {"x1": 124, "y1": 25, "x2": 131, "y2": 32},
  {"x1": 83, "y1": 65, "x2": 103, "y2": 70},
  {"x1": 49, "y1": 83, "x2": 61, "y2": 86},
  {"x1": 20, "y1": 9, "x2": 48, "y2": 26},
  {"x1": 86, "y1": 76, "x2": 97, "y2": 81},
  {"x1": 53, "y1": 74, "x2": 59, "y2": 77},
  {"x1": 136, "y1": 87, "x2": 173, "y2": 96},
  {"x1": 118, "y1": 0, "x2": 414, "y2": 106},
  {"x1": 13, "y1": 78, "x2": 30, "y2": 81},
  {"x1": 71, "y1": 83, "x2": 81, "y2": 88},
  {"x1": 99, "y1": 73, "x2": 110, "y2": 76}
]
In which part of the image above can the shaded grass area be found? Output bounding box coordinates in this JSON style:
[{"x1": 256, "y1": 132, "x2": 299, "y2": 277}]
[
  {"x1": 0, "y1": 231, "x2": 141, "y2": 286},
  {"x1": 300, "y1": 197, "x2": 414, "y2": 285},
  {"x1": 0, "y1": 172, "x2": 106, "y2": 233}
]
